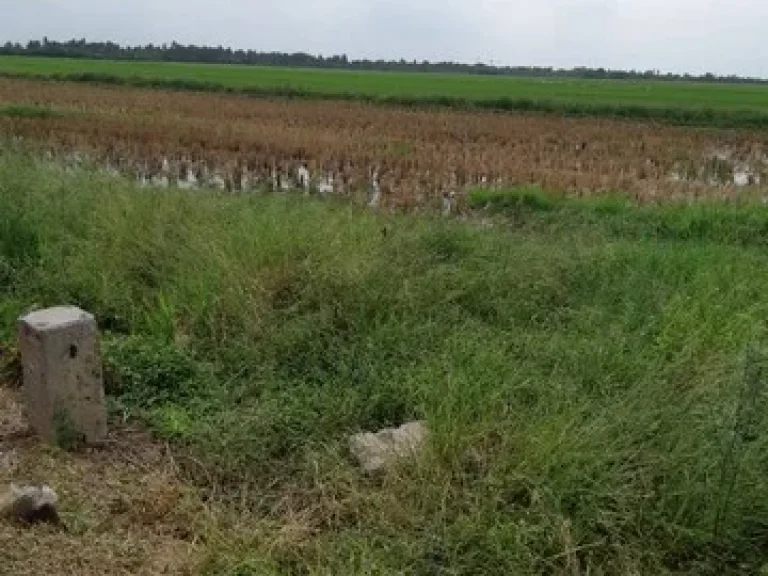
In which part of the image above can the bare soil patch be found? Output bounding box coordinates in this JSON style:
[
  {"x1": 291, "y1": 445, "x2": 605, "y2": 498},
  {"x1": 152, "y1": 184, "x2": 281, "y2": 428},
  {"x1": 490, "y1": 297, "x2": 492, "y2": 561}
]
[{"x1": 0, "y1": 387, "x2": 206, "y2": 575}]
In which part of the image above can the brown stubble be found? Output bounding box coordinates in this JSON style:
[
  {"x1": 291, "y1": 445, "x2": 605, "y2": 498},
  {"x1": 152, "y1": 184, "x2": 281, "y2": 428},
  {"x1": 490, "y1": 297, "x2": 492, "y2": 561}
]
[{"x1": 1, "y1": 77, "x2": 766, "y2": 208}]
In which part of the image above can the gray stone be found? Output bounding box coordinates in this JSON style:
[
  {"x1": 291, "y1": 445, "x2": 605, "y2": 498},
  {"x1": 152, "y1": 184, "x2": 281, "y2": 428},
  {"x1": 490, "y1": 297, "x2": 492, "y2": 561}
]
[
  {"x1": 349, "y1": 421, "x2": 429, "y2": 473},
  {"x1": 18, "y1": 306, "x2": 107, "y2": 446},
  {"x1": 0, "y1": 484, "x2": 60, "y2": 525}
]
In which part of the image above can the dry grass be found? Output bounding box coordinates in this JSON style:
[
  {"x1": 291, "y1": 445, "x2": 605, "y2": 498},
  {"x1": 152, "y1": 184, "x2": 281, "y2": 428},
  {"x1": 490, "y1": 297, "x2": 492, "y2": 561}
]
[{"x1": 0, "y1": 386, "x2": 206, "y2": 575}]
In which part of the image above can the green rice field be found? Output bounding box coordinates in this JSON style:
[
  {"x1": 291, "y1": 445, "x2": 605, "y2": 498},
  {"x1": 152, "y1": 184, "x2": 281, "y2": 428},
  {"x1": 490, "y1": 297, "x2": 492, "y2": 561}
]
[{"x1": 3, "y1": 55, "x2": 768, "y2": 127}]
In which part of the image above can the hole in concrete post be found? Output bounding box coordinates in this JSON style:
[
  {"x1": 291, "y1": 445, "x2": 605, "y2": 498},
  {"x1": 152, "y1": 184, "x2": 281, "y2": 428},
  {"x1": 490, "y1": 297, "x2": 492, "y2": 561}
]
[{"x1": 69, "y1": 345, "x2": 78, "y2": 359}]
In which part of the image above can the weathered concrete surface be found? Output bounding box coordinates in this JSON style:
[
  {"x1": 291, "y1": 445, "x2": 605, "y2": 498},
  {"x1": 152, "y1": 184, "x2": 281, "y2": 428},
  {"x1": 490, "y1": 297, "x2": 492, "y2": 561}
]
[
  {"x1": 0, "y1": 450, "x2": 18, "y2": 475},
  {"x1": 349, "y1": 421, "x2": 429, "y2": 473},
  {"x1": 18, "y1": 307, "x2": 107, "y2": 446}
]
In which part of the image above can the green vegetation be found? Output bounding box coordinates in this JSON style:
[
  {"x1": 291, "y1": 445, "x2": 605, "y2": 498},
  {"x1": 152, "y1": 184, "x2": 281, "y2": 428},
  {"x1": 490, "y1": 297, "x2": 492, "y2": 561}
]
[
  {"x1": 53, "y1": 405, "x2": 84, "y2": 451},
  {"x1": 0, "y1": 103, "x2": 61, "y2": 119},
  {"x1": 469, "y1": 186, "x2": 768, "y2": 245},
  {"x1": 4, "y1": 151, "x2": 768, "y2": 573},
  {"x1": 4, "y1": 55, "x2": 768, "y2": 128}
]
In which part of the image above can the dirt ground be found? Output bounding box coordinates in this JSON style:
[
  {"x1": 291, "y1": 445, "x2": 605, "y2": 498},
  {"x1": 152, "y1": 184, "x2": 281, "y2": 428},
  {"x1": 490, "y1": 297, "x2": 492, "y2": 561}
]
[{"x1": 0, "y1": 386, "x2": 209, "y2": 575}]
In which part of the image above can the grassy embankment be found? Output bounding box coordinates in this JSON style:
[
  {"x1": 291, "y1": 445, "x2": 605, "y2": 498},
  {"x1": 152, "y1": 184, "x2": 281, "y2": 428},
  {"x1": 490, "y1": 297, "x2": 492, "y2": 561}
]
[
  {"x1": 3, "y1": 55, "x2": 768, "y2": 129},
  {"x1": 2, "y1": 151, "x2": 768, "y2": 574}
]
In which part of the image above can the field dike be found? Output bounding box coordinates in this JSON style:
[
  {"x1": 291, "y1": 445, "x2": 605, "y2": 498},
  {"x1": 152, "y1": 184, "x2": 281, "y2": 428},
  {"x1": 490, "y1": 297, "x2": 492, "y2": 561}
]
[{"x1": 3, "y1": 149, "x2": 768, "y2": 574}]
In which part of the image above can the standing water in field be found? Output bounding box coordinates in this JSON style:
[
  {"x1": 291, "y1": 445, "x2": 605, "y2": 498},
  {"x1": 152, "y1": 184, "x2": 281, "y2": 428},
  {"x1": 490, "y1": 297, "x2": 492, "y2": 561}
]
[{"x1": 669, "y1": 147, "x2": 767, "y2": 189}]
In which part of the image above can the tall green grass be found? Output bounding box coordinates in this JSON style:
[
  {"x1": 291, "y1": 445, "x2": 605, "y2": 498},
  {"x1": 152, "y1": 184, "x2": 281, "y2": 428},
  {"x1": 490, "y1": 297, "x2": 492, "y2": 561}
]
[
  {"x1": 469, "y1": 186, "x2": 768, "y2": 245},
  {"x1": 3, "y1": 151, "x2": 768, "y2": 574}
]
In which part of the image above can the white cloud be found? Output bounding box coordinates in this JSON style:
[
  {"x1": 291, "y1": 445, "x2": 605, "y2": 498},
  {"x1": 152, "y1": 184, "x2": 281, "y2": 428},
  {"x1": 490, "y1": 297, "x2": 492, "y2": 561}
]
[{"x1": 1, "y1": 0, "x2": 766, "y2": 76}]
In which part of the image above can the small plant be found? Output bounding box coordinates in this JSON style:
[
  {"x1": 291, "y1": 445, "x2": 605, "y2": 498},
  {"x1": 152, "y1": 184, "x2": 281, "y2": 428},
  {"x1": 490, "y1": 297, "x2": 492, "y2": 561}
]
[
  {"x1": 0, "y1": 341, "x2": 21, "y2": 388},
  {"x1": 421, "y1": 226, "x2": 471, "y2": 263},
  {"x1": 0, "y1": 104, "x2": 59, "y2": 119},
  {"x1": 468, "y1": 186, "x2": 559, "y2": 214},
  {"x1": 53, "y1": 406, "x2": 84, "y2": 451},
  {"x1": 102, "y1": 335, "x2": 201, "y2": 409},
  {"x1": 390, "y1": 142, "x2": 413, "y2": 157},
  {"x1": 0, "y1": 211, "x2": 40, "y2": 286}
]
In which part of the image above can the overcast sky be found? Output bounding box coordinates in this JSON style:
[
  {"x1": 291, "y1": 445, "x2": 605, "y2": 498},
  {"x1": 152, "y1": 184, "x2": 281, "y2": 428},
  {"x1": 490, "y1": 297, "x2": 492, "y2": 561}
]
[{"x1": 2, "y1": 0, "x2": 766, "y2": 77}]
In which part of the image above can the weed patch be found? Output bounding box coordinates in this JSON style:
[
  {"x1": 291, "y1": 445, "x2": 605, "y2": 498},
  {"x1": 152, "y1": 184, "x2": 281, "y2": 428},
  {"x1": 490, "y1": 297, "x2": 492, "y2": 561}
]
[{"x1": 3, "y1": 150, "x2": 768, "y2": 573}]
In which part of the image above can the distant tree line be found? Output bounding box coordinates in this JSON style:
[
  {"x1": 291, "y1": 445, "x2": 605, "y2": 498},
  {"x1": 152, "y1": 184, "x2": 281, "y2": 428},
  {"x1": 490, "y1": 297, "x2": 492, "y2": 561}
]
[{"x1": 1, "y1": 38, "x2": 764, "y2": 84}]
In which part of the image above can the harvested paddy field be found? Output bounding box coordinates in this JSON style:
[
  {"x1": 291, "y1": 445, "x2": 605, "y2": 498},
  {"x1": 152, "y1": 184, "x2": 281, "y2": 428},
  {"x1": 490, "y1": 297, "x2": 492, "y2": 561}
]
[{"x1": 1, "y1": 78, "x2": 768, "y2": 210}]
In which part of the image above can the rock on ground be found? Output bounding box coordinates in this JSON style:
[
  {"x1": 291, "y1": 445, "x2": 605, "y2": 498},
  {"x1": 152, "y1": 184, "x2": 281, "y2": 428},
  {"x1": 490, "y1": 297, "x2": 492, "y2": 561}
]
[
  {"x1": 0, "y1": 484, "x2": 60, "y2": 525},
  {"x1": 349, "y1": 421, "x2": 429, "y2": 473}
]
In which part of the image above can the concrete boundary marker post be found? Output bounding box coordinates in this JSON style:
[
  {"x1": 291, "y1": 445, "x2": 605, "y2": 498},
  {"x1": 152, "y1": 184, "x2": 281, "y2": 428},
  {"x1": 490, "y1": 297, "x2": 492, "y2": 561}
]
[{"x1": 17, "y1": 306, "x2": 107, "y2": 447}]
